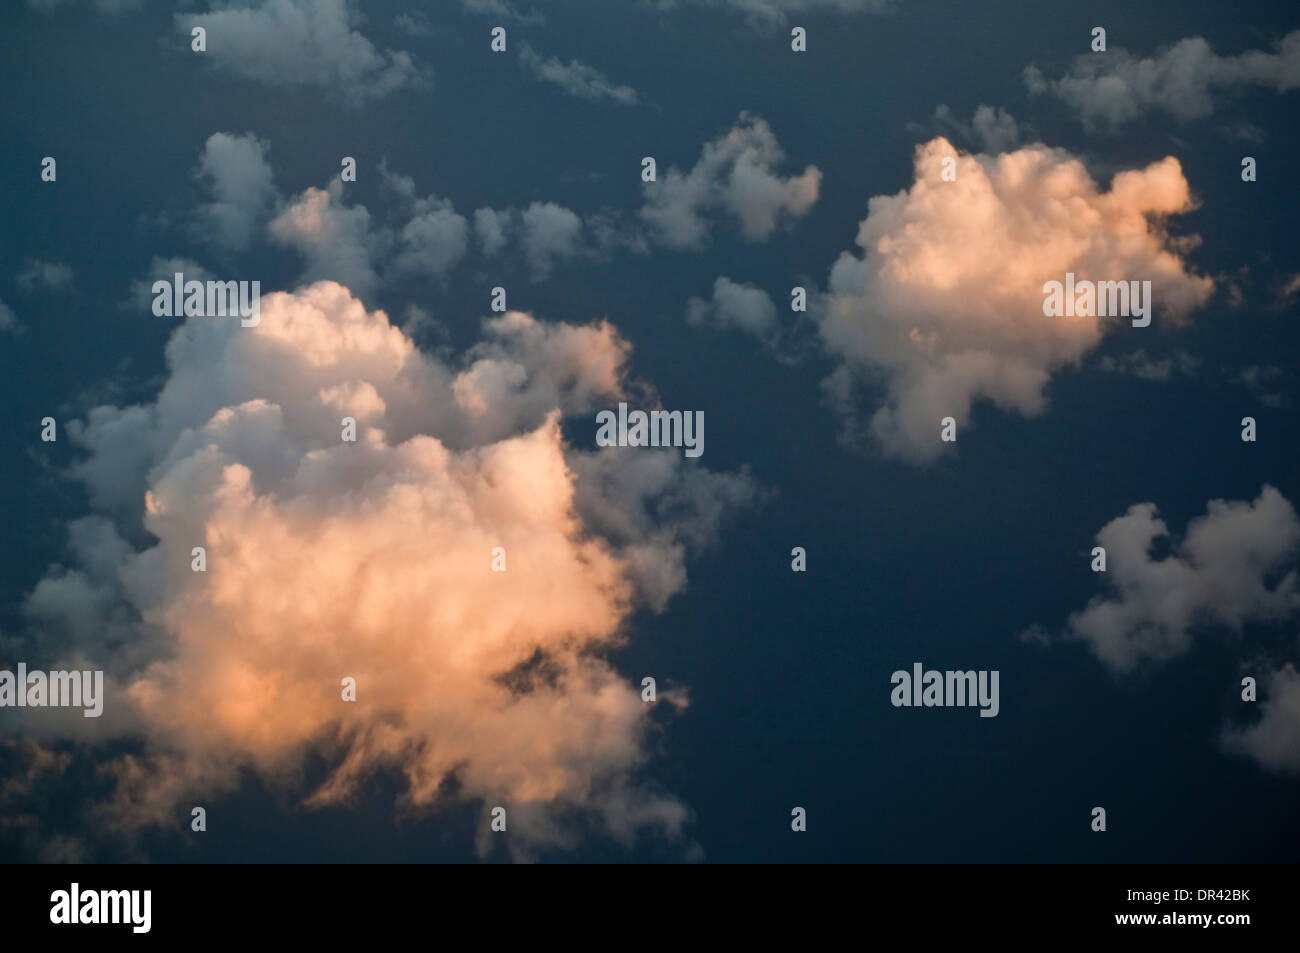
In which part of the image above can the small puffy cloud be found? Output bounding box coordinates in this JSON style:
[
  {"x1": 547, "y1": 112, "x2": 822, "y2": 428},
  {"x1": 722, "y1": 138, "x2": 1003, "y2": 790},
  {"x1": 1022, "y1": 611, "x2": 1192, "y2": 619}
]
[
  {"x1": 27, "y1": 0, "x2": 142, "y2": 12},
  {"x1": 521, "y1": 202, "x2": 584, "y2": 279},
  {"x1": 818, "y1": 137, "x2": 1213, "y2": 462},
  {"x1": 519, "y1": 44, "x2": 640, "y2": 105},
  {"x1": 460, "y1": 0, "x2": 543, "y2": 22},
  {"x1": 269, "y1": 180, "x2": 383, "y2": 297},
  {"x1": 1025, "y1": 30, "x2": 1300, "y2": 129},
  {"x1": 474, "y1": 207, "x2": 514, "y2": 257},
  {"x1": 658, "y1": 0, "x2": 890, "y2": 26},
  {"x1": 1225, "y1": 665, "x2": 1300, "y2": 775},
  {"x1": 125, "y1": 257, "x2": 214, "y2": 314},
  {"x1": 923, "y1": 104, "x2": 1023, "y2": 153},
  {"x1": 394, "y1": 200, "x2": 470, "y2": 280},
  {"x1": 640, "y1": 113, "x2": 821, "y2": 249},
  {"x1": 32, "y1": 282, "x2": 757, "y2": 858},
  {"x1": 1055, "y1": 487, "x2": 1300, "y2": 671},
  {"x1": 175, "y1": 0, "x2": 425, "y2": 107},
  {"x1": 1279, "y1": 273, "x2": 1300, "y2": 304},
  {"x1": 1237, "y1": 364, "x2": 1285, "y2": 408},
  {"x1": 393, "y1": 10, "x2": 433, "y2": 36},
  {"x1": 0, "y1": 299, "x2": 20, "y2": 334},
  {"x1": 686, "y1": 276, "x2": 780, "y2": 346},
  {"x1": 1096, "y1": 348, "x2": 1199, "y2": 382},
  {"x1": 194, "y1": 132, "x2": 276, "y2": 252},
  {"x1": 16, "y1": 259, "x2": 73, "y2": 293}
]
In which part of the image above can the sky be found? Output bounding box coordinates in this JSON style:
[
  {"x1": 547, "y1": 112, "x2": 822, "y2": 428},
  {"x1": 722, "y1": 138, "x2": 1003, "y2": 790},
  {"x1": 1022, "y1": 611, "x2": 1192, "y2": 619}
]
[{"x1": 1, "y1": 0, "x2": 1298, "y2": 863}]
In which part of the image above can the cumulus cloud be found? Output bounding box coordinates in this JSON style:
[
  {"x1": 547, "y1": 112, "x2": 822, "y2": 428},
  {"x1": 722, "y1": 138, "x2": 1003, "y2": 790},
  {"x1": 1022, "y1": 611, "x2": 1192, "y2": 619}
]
[
  {"x1": 520, "y1": 202, "x2": 584, "y2": 278},
  {"x1": 1031, "y1": 487, "x2": 1300, "y2": 776},
  {"x1": 657, "y1": 0, "x2": 890, "y2": 26},
  {"x1": 921, "y1": 104, "x2": 1023, "y2": 153},
  {"x1": 1237, "y1": 364, "x2": 1286, "y2": 408},
  {"x1": 394, "y1": 201, "x2": 470, "y2": 280},
  {"x1": 459, "y1": 0, "x2": 543, "y2": 22},
  {"x1": 474, "y1": 207, "x2": 514, "y2": 257},
  {"x1": 640, "y1": 113, "x2": 821, "y2": 249},
  {"x1": 818, "y1": 136, "x2": 1214, "y2": 462},
  {"x1": 21, "y1": 282, "x2": 758, "y2": 859},
  {"x1": 1225, "y1": 665, "x2": 1300, "y2": 775},
  {"x1": 194, "y1": 132, "x2": 276, "y2": 252},
  {"x1": 16, "y1": 259, "x2": 73, "y2": 293},
  {"x1": 1096, "y1": 348, "x2": 1199, "y2": 382},
  {"x1": 176, "y1": 0, "x2": 425, "y2": 107},
  {"x1": 124, "y1": 256, "x2": 215, "y2": 315},
  {"x1": 0, "y1": 299, "x2": 20, "y2": 334},
  {"x1": 1054, "y1": 487, "x2": 1300, "y2": 671},
  {"x1": 519, "y1": 44, "x2": 640, "y2": 105},
  {"x1": 270, "y1": 180, "x2": 384, "y2": 297},
  {"x1": 393, "y1": 11, "x2": 433, "y2": 36},
  {"x1": 686, "y1": 276, "x2": 780, "y2": 347},
  {"x1": 27, "y1": 0, "x2": 142, "y2": 13},
  {"x1": 1025, "y1": 30, "x2": 1300, "y2": 129}
]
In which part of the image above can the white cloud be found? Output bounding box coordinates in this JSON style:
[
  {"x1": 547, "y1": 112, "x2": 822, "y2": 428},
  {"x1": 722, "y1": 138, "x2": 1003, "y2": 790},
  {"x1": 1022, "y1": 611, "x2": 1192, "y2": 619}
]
[
  {"x1": 657, "y1": 0, "x2": 891, "y2": 26},
  {"x1": 1058, "y1": 486, "x2": 1300, "y2": 671},
  {"x1": 16, "y1": 260, "x2": 73, "y2": 293},
  {"x1": 269, "y1": 180, "x2": 384, "y2": 297},
  {"x1": 519, "y1": 44, "x2": 640, "y2": 105},
  {"x1": 33, "y1": 282, "x2": 758, "y2": 857},
  {"x1": 125, "y1": 256, "x2": 215, "y2": 315},
  {"x1": 27, "y1": 0, "x2": 143, "y2": 13},
  {"x1": 520, "y1": 202, "x2": 584, "y2": 279},
  {"x1": 818, "y1": 137, "x2": 1213, "y2": 462},
  {"x1": 194, "y1": 133, "x2": 276, "y2": 252},
  {"x1": 1026, "y1": 30, "x2": 1300, "y2": 129},
  {"x1": 0, "y1": 299, "x2": 20, "y2": 334},
  {"x1": 1096, "y1": 348, "x2": 1199, "y2": 382},
  {"x1": 924, "y1": 104, "x2": 1023, "y2": 153},
  {"x1": 176, "y1": 0, "x2": 426, "y2": 107},
  {"x1": 686, "y1": 276, "x2": 780, "y2": 346},
  {"x1": 474, "y1": 207, "x2": 514, "y2": 257},
  {"x1": 1225, "y1": 665, "x2": 1300, "y2": 775},
  {"x1": 640, "y1": 113, "x2": 820, "y2": 249}
]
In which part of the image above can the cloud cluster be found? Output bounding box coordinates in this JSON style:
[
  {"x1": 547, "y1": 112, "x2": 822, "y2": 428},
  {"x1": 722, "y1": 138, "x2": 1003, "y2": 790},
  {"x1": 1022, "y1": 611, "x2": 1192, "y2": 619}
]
[
  {"x1": 24, "y1": 282, "x2": 757, "y2": 858},
  {"x1": 175, "y1": 0, "x2": 425, "y2": 106},
  {"x1": 640, "y1": 113, "x2": 821, "y2": 249},
  {"x1": 818, "y1": 136, "x2": 1214, "y2": 462},
  {"x1": 1031, "y1": 487, "x2": 1300, "y2": 776},
  {"x1": 1060, "y1": 487, "x2": 1300, "y2": 671},
  {"x1": 1026, "y1": 30, "x2": 1300, "y2": 129}
]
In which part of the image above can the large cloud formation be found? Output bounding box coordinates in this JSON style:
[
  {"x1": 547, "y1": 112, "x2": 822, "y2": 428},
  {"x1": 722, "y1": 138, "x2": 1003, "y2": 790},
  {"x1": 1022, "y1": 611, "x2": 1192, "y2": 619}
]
[
  {"x1": 1031, "y1": 487, "x2": 1300, "y2": 775},
  {"x1": 819, "y1": 136, "x2": 1214, "y2": 462},
  {"x1": 17, "y1": 282, "x2": 757, "y2": 859},
  {"x1": 1026, "y1": 30, "x2": 1300, "y2": 129}
]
